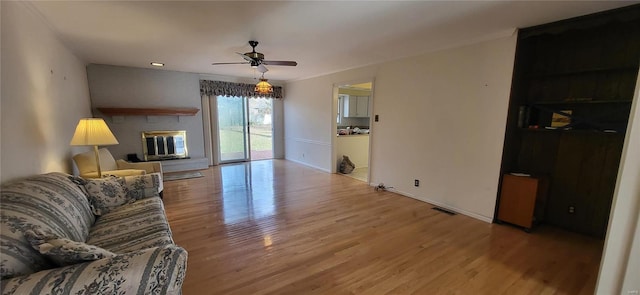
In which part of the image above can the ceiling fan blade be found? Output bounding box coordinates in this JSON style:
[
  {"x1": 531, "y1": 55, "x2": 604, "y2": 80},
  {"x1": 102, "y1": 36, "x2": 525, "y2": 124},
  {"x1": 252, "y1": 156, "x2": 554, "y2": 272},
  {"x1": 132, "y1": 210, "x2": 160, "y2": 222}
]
[
  {"x1": 236, "y1": 52, "x2": 255, "y2": 63},
  {"x1": 257, "y1": 64, "x2": 269, "y2": 73},
  {"x1": 262, "y1": 60, "x2": 298, "y2": 66},
  {"x1": 211, "y1": 62, "x2": 250, "y2": 65}
]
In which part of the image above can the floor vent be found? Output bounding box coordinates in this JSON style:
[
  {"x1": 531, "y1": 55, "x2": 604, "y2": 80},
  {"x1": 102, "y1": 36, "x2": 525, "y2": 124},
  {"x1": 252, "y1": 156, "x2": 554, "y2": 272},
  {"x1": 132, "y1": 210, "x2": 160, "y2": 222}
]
[{"x1": 432, "y1": 207, "x2": 456, "y2": 215}]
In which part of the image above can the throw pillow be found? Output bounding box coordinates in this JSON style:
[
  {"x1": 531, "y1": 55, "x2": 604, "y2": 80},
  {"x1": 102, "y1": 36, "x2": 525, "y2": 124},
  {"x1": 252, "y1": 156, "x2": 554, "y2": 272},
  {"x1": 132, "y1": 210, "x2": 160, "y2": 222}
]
[
  {"x1": 24, "y1": 229, "x2": 116, "y2": 266},
  {"x1": 73, "y1": 176, "x2": 132, "y2": 215}
]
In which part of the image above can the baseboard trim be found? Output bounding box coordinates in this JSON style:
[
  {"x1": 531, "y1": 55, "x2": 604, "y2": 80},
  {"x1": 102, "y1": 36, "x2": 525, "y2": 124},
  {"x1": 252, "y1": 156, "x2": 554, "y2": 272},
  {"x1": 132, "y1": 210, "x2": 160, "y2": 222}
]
[
  {"x1": 285, "y1": 158, "x2": 331, "y2": 173},
  {"x1": 377, "y1": 186, "x2": 493, "y2": 224}
]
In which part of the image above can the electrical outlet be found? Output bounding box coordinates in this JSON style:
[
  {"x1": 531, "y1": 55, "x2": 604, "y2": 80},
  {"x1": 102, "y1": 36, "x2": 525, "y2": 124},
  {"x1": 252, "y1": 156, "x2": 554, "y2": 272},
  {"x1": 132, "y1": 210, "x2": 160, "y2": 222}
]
[
  {"x1": 414, "y1": 179, "x2": 420, "y2": 187},
  {"x1": 568, "y1": 206, "x2": 575, "y2": 214},
  {"x1": 375, "y1": 115, "x2": 379, "y2": 122}
]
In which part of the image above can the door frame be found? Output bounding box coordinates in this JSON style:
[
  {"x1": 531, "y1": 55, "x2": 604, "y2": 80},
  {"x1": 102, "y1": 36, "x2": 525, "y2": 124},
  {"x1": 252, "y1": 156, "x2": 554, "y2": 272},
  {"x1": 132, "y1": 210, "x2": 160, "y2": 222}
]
[
  {"x1": 247, "y1": 97, "x2": 275, "y2": 161},
  {"x1": 331, "y1": 77, "x2": 375, "y2": 184},
  {"x1": 218, "y1": 95, "x2": 251, "y2": 164},
  {"x1": 201, "y1": 74, "x2": 283, "y2": 166},
  {"x1": 206, "y1": 95, "x2": 275, "y2": 165}
]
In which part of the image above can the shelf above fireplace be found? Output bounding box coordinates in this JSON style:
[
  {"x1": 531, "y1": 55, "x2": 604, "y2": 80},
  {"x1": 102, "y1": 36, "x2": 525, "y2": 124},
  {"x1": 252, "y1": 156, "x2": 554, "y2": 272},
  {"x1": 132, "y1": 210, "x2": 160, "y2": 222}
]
[{"x1": 97, "y1": 107, "x2": 200, "y2": 116}]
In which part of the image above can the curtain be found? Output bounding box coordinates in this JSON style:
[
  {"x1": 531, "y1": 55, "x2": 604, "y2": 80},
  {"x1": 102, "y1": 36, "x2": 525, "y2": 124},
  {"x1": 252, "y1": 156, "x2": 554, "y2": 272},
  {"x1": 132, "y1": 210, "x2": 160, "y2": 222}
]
[{"x1": 200, "y1": 80, "x2": 283, "y2": 99}]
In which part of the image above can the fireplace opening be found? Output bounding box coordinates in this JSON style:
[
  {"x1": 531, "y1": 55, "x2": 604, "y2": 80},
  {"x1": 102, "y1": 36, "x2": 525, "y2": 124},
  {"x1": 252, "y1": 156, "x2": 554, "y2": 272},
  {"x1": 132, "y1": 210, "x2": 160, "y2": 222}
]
[{"x1": 142, "y1": 130, "x2": 188, "y2": 161}]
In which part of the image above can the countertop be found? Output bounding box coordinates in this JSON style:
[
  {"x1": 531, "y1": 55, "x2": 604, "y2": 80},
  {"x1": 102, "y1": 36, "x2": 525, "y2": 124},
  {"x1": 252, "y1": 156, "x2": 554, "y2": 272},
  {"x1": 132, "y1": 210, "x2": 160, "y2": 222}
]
[{"x1": 336, "y1": 133, "x2": 370, "y2": 137}]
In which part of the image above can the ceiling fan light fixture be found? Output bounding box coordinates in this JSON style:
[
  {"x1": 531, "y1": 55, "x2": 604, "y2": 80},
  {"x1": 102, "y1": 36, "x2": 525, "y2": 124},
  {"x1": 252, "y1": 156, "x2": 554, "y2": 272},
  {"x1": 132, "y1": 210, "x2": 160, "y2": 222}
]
[{"x1": 255, "y1": 75, "x2": 273, "y2": 94}]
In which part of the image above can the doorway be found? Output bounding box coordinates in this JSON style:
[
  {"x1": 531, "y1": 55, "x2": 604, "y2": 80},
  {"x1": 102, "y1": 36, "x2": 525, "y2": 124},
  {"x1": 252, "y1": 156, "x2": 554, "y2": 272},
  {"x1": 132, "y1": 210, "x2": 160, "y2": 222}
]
[
  {"x1": 333, "y1": 81, "x2": 373, "y2": 183},
  {"x1": 216, "y1": 96, "x2": 273, "y2": 163}
]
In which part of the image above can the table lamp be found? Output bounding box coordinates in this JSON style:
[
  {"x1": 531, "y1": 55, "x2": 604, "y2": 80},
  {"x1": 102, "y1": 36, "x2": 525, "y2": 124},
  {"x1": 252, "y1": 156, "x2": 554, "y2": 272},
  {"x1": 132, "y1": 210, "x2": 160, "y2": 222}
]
[{"x1": 70, "y1": 118, "x2": 119, "y2": 177}]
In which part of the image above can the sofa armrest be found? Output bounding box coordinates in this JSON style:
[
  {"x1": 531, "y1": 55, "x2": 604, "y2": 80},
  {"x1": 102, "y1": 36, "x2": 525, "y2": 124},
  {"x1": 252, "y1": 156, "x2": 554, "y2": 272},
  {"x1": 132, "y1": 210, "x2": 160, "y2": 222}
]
[
  {"x1": 123, "y1": 173, "x2": 163, "y2": 200},
  {"x1": 1, "y1": 246, "x2": 187, "y2": 295},
  {"x1": 117, "y1": 159, "x2": 163, "y2": 175}
]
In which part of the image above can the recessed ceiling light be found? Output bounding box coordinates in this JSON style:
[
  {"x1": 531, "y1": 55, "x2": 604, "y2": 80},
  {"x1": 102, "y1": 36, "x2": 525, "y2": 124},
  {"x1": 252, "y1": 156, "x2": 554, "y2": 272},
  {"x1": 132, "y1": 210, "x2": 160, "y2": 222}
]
[{"x1": 150, "y1": 62, "x2": 164, "y2": 67}]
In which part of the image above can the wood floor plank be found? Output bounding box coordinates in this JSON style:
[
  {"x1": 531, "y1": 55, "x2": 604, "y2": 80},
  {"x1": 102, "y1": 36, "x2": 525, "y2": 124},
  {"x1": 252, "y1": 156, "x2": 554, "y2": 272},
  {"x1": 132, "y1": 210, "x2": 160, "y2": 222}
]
[{"x1": 162, "y1": 160, "x2": 603, "y2": 295}]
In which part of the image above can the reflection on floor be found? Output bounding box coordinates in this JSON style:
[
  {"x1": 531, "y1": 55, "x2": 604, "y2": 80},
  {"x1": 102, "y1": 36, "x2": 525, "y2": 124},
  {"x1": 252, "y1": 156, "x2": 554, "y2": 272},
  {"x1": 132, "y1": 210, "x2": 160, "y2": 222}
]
[
  {"x1": 220, "y1": 150, "x2": 273, "y2": 162},
  {"x1": 342, "y1": 166, "x2": 368, "y2": 182},
  {"x1": 251, "y1": 150, "x2": 272, "y2": 160},
  {"x1": 218, "y1": 160, "x2": 275, "y2": 224}
]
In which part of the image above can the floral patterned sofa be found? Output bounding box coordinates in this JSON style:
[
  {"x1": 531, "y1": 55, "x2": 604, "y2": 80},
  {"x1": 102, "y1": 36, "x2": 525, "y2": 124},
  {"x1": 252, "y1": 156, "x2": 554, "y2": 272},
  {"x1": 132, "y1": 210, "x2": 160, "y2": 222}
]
[{"x1": 0, "y1": 172, "x2": 187, "y2": 294}]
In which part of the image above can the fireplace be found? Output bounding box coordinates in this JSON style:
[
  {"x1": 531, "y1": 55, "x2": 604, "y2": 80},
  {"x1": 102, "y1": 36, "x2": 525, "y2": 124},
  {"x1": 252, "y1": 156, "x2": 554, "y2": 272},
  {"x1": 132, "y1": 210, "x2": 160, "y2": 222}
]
[{"x1": 142, "y1": 130, "x2": 188, "y2": 161}]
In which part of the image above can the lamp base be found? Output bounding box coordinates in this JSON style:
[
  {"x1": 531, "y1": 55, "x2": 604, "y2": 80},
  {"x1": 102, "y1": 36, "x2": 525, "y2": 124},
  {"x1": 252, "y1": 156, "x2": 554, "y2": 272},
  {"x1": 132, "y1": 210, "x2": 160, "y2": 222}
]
[{"x1": 93, "y1": 145, "x2": 103, "y2": 178}]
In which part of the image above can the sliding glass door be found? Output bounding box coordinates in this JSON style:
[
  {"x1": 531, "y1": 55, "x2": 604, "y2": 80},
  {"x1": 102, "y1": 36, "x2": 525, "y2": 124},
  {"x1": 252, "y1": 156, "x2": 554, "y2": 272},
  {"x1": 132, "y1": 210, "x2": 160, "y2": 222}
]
[
  {"x1": 217, "y1": 96, "x2": 249, "y2": 163},
  {"x1": 216, "y1": 96, "x2": 273, "y2": 163},
  {"x1": 248, "y1": 97, "x2": 273, "y2": 161}
]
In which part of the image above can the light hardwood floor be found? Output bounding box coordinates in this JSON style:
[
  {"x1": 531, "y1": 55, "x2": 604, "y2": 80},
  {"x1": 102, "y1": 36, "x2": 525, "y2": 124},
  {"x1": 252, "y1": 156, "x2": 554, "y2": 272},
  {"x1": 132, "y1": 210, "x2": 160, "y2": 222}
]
[{"x1": 162, "y1": 160, "x2": 603, "y2": 295}]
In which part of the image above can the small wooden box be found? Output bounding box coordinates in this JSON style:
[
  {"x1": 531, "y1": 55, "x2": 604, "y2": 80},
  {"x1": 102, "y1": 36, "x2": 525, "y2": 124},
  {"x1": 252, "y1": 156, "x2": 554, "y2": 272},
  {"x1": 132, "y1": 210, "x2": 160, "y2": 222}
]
[{"x1": 497, "y1": 174, "x2": 548, "y2": 231}]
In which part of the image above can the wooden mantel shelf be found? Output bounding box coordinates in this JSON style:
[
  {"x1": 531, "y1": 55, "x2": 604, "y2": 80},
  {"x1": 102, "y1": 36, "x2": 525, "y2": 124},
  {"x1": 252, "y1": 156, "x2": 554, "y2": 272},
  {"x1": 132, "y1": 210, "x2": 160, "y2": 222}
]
[{"x1": 97, "y1": 107, "x2": 200, "y2": 116}]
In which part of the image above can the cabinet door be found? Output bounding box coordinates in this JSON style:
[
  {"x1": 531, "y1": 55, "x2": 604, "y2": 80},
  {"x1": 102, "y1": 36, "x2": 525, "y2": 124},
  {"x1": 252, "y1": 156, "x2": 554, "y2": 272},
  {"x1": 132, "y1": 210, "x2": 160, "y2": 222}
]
[
  {"x1": 344, "y1": 95, "x2": 371, "y2": 118},
  {"x1": 355, "y1": 96, "x2": 369, "y2": 117},
  {"x1": 338, "y1": 94, "x2": 348, "y2": 120},
  {"x1": 343, "y1": 95, "x2": 357, "y2": 117}
]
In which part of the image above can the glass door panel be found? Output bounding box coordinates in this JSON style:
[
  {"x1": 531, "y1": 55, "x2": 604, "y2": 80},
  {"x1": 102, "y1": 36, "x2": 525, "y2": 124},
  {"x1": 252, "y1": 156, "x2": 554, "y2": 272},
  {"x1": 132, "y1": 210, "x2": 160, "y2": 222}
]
[
  {"x1": 248, "y1": 97, "x2": 273, "y2": 160},
  {"x1": 217, "y1": 96, "x2": 249, "y2": 163}
]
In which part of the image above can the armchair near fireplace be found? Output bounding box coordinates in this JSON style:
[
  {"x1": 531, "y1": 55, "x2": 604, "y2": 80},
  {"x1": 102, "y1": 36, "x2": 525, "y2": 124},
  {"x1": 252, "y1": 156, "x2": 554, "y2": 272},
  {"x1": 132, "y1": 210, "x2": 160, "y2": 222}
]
[{"x1": 73, "y1": 148, "x2": 163, "y2": 178}]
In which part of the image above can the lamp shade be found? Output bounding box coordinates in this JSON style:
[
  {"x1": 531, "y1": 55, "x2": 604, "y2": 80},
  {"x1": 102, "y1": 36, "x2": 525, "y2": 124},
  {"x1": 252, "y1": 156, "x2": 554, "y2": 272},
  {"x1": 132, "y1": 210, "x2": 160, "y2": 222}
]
[
  {"x1": 70, "y1": 118, "x2": 119, "y2": 146},
  {"x1": 255, "y1": 78, "x2": 273, "y2": 94}
]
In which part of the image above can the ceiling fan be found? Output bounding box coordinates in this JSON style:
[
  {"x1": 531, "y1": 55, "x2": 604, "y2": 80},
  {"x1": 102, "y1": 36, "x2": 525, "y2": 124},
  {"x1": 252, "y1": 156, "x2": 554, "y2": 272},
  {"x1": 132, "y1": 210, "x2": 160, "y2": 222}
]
[{"x1": 212, "y1": 41, "x2": 298, "y2": 70}]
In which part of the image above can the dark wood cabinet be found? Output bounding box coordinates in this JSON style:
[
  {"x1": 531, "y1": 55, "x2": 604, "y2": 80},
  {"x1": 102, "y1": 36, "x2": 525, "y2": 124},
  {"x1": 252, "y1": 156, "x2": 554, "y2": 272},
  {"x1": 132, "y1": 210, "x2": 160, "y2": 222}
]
[{"x1": 498, "y1": 5, "x2": 639, "y2": 238}]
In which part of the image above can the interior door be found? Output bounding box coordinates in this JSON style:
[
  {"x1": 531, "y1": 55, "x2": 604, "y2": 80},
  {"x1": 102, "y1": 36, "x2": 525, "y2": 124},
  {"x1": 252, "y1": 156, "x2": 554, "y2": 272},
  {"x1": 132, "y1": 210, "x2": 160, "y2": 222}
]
[{"x1": 217, "y1": 96, "x2": 250, "y2": 163}]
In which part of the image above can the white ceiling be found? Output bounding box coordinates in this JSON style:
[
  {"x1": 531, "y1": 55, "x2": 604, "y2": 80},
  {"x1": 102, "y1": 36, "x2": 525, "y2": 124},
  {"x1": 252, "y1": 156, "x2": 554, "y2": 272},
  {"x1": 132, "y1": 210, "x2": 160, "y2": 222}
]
[{"x1": 29, "y1": 1, "x2": 638, "y2": 82}]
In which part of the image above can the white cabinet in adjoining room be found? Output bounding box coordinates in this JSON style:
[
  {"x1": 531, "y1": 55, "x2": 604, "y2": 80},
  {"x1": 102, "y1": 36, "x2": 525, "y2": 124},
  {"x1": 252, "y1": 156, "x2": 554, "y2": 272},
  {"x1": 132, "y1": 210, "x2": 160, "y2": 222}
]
[{"x1": 343, "y1": 95, "x2": 370, "y2": 118}]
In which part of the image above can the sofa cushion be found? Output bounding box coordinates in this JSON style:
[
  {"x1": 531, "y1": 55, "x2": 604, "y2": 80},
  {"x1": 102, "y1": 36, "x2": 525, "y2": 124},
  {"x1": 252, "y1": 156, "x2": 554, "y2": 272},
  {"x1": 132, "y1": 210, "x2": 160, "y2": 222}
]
[
  {"x1": 0, "y1": 173, "x2": 95, "y2": 279},
  {"x1": 0, "y1": 246, "x2": 188, "y2": 295},
  {"x1": 24, "y1": 229, "x2": 116, "y2": 266},
  {"x1": 87, "y1": 197, "x2": 174, "y2": 253},
  {"x1": 73, "y1": 176, "x2": 133, "y2": 216},
  {"x1": 122, "y1": 173, "x2": 162, "y2": 200}
]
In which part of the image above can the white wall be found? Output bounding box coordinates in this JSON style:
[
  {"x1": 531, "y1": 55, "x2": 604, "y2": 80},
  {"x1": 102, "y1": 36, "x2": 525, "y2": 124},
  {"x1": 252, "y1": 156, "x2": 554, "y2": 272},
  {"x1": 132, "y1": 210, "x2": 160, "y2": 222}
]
[
  {"x1": 285, "y1": 34, "x2": 517, "y2": 221},
  {"x1": 87, "y1": 65, "x2": 205, "y2": 162},
  {"x1": 1, "y1": 2, "x2": 92, "y2": 183},
  {"x1": 595, "y1": 72, "x2": 640, "y2": 295},
  {"x1": 284, "y1": 75, "x2": 337, "y2": 172},
  {"x1": 336, "y1": 135, "x2": 370, "y2": 169}
]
